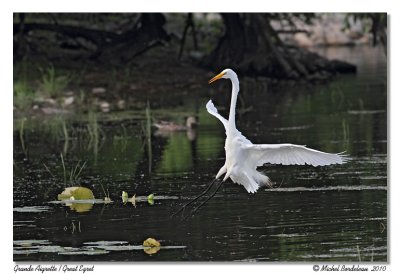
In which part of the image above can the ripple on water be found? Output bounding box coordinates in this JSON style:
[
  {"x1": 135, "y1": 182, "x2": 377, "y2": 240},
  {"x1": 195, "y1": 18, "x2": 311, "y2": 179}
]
[
  {"x1": 14, "y1": 240, "x2": 186, "y2": 256},
  {"x1": 13, "y1": 206, "x2": 52, "y2": 213},
  {"x1": 263, "y1": 185, "x2": 386, "y2": 192}
]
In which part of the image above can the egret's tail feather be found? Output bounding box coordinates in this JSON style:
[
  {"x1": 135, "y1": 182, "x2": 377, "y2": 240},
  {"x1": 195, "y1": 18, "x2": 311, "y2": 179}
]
[
  {"x1": 254, "y1": 171, "x2": 273, "y2": 188},
  {"x1": 231, "y1": 170, "x2": 272, "y2": 193},
  {"x1": 243, "y1": 172, "x2": 259, "y2": 194}
]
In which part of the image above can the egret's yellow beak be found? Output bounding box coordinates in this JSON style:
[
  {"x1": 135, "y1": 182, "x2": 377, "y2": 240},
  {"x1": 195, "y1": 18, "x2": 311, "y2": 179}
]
[{"x1": 208, "y1": 71, "x2": 226, "y2": 84}]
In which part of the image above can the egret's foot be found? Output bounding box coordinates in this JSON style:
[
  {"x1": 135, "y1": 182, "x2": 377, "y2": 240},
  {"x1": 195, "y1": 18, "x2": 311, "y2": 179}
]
[
  {"x1": 171, "y1": 178, "x2": 218, "y2": 218},
  {"x1": 188, "y1": 179, "x2": 224, "y2": 217}
]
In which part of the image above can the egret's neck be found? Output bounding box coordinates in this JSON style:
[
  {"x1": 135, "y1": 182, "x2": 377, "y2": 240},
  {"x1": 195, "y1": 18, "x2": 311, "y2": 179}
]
[{"x1": 228, "y1": 77, "x2": 239, "y2": 130}]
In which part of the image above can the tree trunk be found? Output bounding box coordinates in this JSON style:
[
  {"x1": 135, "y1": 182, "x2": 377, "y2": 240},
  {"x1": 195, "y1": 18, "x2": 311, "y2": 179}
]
[
  {"x1": 204, "y1": 13, "x2": 356, "y2": 79},
  {"x1": 204, "y1": 14, "x2": 247, "y2": 70}
]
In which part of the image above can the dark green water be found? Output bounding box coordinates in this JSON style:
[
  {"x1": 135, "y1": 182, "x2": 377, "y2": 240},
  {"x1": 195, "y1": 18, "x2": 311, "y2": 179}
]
[{"x1": 13, "y1": 46, "x2": 387, "y2": 261}]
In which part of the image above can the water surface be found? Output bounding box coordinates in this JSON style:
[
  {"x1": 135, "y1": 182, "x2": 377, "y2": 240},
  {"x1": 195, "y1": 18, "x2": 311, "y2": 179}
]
[{"x1": 13, "y1": 46, "x2": 387, "y2": 261}]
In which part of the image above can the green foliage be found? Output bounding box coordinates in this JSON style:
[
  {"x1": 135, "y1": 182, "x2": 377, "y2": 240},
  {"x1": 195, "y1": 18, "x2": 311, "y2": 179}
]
[
  {"x1": 122, "y1": 191, "x2": 129, "y2": 203},
  {"x1": 14, "y1": 81, "x2": 34, "y2": 110},
  {"x1": 87, "y1": 111, "x2": 100, "y2": 142},
  {"x1": 43, "y1": 153, "x2": 87, "y2": 187},
  {"x1": 147, "y1": 194, "x2": 155, "y2": 205},
  {"x1": 38, "y1": 65, "x2": 71, "y2": 98}
]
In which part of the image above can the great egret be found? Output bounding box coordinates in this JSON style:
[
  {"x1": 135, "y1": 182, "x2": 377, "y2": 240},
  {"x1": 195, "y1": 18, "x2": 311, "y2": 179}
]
[
  {"x1": 173, "y1": 68, "x2": 347, "y2": 217},
  {"x1": 206, "y1": 68, "x2": 347, "y2": 193}
]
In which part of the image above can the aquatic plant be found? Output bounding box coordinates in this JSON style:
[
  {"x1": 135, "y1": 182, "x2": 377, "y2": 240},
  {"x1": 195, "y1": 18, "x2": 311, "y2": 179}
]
[
  {"x1": 143, "y1": 101, "x2": 152, "y2": 173},
  {"x1": 143, "y1": 238, "x2": 160, "y2": 247},
  {"x1": 342, "y1": 118, "x2": 350, "y2": 150},
  {"x1": 100, "y1": 183, "x2": 112, "y2": 202},
  {"x1": 121, "y1": 191, "x2": 129, "y2": 203},
  {"x1": 60, "y1": 153, "x2": 67, "y2": 186},
  {"x1": 43, "y1": 154, "x2": 87, "y2": 187},
  {"x1": 13, "y1": 59, "x2": 35, "y2": 111},
  {"x1": 57, "y1": 186, "x2": 94, "y2": 200},
  {"x1": 147, "y1": 193, "x2": 155, "y2": 205},
  {"x1": 143, "y1": 238, "x2": 161, "y2": 255},
  {"x1": 69, "y1": 160, "x2": 87, "y2": 183},
  {"x1": 87, "y1": 111, "x2": 102, "y2": 161},
  {"x1": 38, "y1": 65, "x2": 71, "y2": 98},
  {"x1": 14, "y1": 81, "x2": 34, "y2": 110},
  {"x1": 18, "y1": 118, "x2": 27, "y2": 157}
]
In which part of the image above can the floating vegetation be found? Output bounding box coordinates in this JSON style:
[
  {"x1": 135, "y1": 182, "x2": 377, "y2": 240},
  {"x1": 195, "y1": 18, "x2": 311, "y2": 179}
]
[
  {"x1": 121, "y1": 191, "x2": 129, "y2": 203},
  {"x1": 143, "y1": 238, "x2": 161, "y2": 255},
  {"x1": 49, "y1": 199, "x2": 108, "y2": 213},
  {"x1": 56, "y1": 187, "x2": 95, "y2": 212},
  {"x1": 121, "y1": 191, "x2": 136, "y2": 206},
  {"x1": 49, "y1": 199, "x2": 107, "y2": 204},
  {"x1": 121, "y1": 194, "x2": 180, "y2": 206},
  {"x1": 57, "y1": 187, "x2": 94, "y2": 200},
  {"x1": 143, "y1": 238, "x2": 161, "y2": 247},
  {"x1": 147, "y1": 193, "x2": 155, "y2": 205},
  {"x1": 121, "y1": 192, "x2": 177, "y2": 207},
  {"x1": 136, "y1": 195, "x2": 179, "y2": 202},
  {"x1": 50, "y1": 192, "x2": 177, "y2": 212},
  {"x1": 143, "y1": 246, "x2": 160, "y2": 255}
]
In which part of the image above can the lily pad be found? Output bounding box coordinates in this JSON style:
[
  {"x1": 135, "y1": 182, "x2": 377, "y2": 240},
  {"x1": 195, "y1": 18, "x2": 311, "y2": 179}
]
[
  {"x1": 147, "y1": 194, "x2": 155, "y2": 205},
  {"x1": 122, "y1": 191, "x2": 129, "y2": 203},
  {"x1": 143, "y1": 238, "x2": 160, "y2": 247},
  {"x1": 68, "y1": 203, "x2": 93, "y2": 213},
  {"x1": 143, "y1": 246, "x2": 160, "y2": 255},
  {"x1": 122, "y1": 191, "x2": 136, "y2": 206},
  {"x1": 58, "y1": 187, "x2": 94, "y2": 200}
]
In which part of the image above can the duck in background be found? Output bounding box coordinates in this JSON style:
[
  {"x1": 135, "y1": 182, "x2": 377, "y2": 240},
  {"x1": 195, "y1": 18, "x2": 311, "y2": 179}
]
[{"x1": 153, "y1": 116, "x2": 198, "y2": 140}]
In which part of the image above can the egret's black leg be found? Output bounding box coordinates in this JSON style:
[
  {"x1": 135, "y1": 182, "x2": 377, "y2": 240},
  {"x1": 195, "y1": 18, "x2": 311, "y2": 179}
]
[
  {"x1": 172, "y1": 178, "x2": 218, "y2": 217},
  {"x1": 189, "y1": 179, "x2": 224, "y2": 217}
]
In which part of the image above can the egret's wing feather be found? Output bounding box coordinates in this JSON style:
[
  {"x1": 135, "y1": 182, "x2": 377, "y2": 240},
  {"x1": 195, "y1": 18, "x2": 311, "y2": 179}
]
[
  {"x1": 243, "y1": 143, "x2": 348, "y2": 167},
  {"x1": 206, "y1": 100, "x2": 228, "y2": 129}
]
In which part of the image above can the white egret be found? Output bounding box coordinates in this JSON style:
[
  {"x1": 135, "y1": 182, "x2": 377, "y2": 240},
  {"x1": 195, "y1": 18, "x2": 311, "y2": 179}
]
[
  {"x1": 173, "y1": 68, "x2": 347, "y2": 217},
  {"x1": 207, "y1": 68, "x2": 347, "y2": 193}
]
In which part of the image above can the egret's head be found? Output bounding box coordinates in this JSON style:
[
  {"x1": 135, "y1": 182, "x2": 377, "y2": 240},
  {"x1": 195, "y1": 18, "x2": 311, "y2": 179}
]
[{"x1": 208, "y1": 68, "x2": 237, "y2": 84}]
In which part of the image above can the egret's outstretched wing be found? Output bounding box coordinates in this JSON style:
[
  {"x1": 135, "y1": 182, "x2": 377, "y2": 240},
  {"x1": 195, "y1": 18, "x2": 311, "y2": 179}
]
[
  {"x1": 243, "y1": 143, "x2": 348, "y2": 167},
  {"x1": 206, "y1": 100, "x2": 228, "y2": 129}
]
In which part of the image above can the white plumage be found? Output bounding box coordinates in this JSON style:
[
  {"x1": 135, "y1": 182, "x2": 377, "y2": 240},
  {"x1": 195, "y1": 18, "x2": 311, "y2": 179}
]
[{"x1": 207, "y1": 68, "x2": 348, "y2": 193}]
